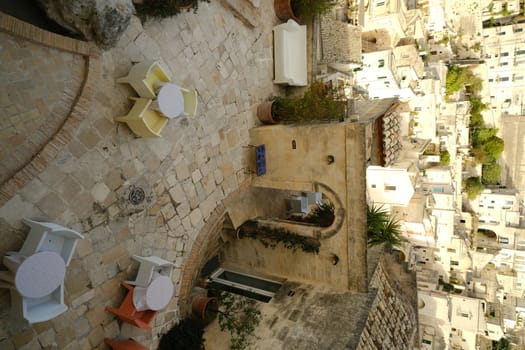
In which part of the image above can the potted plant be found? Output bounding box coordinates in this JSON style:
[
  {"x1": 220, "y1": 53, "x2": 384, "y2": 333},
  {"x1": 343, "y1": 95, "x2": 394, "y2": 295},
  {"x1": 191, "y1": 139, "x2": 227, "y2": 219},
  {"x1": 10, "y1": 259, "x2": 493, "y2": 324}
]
[
  {"x1": 135, "y1": 0, "x2": 210, "y2": 21},
  {"x1": 302, "y1": 200, "x2": 335, "y2": 227},
  {"x1": 237, "y1": 220, "x2": 321, "y2": 253},
  {"x1": 257, "y1": 81, "x2": 346, "y2": 124},
  {"x1": 192, "y1": 296, "x2": 219, "y2": 322},
  {"x1": 274, "y1": 0, "x2": 335, "y2": 22},
  {"x1": 191, "y1": 291, "x2": 261, "y2": 350},
  {"x1": 215, "y1": 291, "x2": 261, "y2": 350},
  {"x1": 175, "y1": 0, "x2": 210, "y2": 12}
]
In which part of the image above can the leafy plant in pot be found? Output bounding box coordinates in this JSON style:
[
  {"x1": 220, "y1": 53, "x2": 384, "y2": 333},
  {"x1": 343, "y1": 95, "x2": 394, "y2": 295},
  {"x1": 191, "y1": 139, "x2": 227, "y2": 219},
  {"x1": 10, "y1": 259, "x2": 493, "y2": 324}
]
[
  {"x1": 192, "y1": 291, "x2": 261, "y2": 350},
  {"x1": 274, "y1": 0, "x2": 335, "y2": 22},
  {"x1": 257, "y1": 81, "x2": 346, "y2": 124},
  {"x1": 135, "y1": 0, "x2": 210, "y2": 21}
]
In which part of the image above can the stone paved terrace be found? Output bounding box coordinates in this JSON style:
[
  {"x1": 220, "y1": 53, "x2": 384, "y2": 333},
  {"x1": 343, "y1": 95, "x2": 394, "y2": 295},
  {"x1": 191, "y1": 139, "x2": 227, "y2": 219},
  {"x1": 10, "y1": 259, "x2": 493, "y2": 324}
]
[{"x1": 0, "y1": 1, "x2": 284, "y2": 348}]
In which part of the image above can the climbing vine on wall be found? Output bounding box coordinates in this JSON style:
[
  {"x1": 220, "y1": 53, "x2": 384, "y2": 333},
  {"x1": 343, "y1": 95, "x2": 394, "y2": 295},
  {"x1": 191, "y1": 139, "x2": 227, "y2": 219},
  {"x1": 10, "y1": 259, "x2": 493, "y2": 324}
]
[{"x1": 238, "y1": 220, "x2": 320, "y2": 254}]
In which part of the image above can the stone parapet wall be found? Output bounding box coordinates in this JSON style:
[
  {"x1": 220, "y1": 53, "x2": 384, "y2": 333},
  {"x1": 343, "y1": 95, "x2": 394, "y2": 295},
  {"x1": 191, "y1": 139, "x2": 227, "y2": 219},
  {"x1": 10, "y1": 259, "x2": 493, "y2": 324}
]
[
  {"x1": 319, "y1": 14, "x2": 362, "y2": 66},
  {"x1": 357, "y1": 253, "x2": 418, "y2": 349}
]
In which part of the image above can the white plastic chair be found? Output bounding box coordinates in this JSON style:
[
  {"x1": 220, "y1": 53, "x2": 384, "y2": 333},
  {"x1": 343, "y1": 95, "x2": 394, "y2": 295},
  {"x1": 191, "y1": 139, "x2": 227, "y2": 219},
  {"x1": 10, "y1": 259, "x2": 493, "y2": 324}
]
[
  {"x1": 10, "y1": 284, "x2": 67, "y2": 324},
  {"x1": 115, "y1": 98, "x2": 169, "y2": 138},
  {"x1": 180, "y1": 88, "x2": 198, "y2": 116},
  {"x1": 117, "y1": 60, "x2": 171, "y2": 99},
  {"x1": 125, "y1": 256, "x2": 174, "y2": 288},
  {"x1": 21, "y1": 218, "x2": 84, "y2": 266}
]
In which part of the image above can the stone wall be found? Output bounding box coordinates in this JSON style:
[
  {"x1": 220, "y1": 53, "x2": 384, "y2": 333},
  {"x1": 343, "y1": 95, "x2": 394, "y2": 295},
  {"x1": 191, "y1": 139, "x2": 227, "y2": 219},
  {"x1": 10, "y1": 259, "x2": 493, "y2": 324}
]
[
  {"x1": 319, "y1": 15, "x2": 362, "y2": 67},
  {"x1": 357, "y1": 253, "x2": 419, "y2": 349}
]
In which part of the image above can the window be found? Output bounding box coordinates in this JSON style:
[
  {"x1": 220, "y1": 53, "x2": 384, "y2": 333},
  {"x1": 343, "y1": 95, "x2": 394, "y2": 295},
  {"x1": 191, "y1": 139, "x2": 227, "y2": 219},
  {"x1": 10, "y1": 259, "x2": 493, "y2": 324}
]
[
  {"x1": 500, "y1": 62, "x2": 508, "y2": 66},
  {"x1": 451, "y1": 260, "x2": 459, "y2": 266},
  {"x1": 378, "y1": 59, "x2": 385, "y2": 68},
  {"x1": 414, "y1": 107, "x2": 422, "y2": 111},
  {"x1": 377, "y1": 76, "x2": 387, "y2": 79},
  {"x1": 502, "y1": 52, "x2": 509, "y2": 56},
  {"x1": 447, "y1": 248, "x2": 456, "y2": 253},
  {"x1": 489, "y1": 79, "x2": 494, "y2": 82},
  {"x1": 376, "y1": 1, "x2": 385, "y2": 6},
  {"x1": 384, "y1": 185, "x2": 396, "y2": 191},
  {"x1": 422, "y1": 339, "x2": 432, "y2": 345},
  {"x1": 515, "y1": 28, "x2": 524, "y2": 33},
  {"x1": 499, "y1": 237, "x2": 510, "y2": 244},
  {"x1": 517, "y1": 49, "x2": 525, "y2": 55},
  {"x1": 371, "y1": 184, "x2": 377, "y2": 188},
  {"x1": 499, "y1": 77, "x2": 510, "y2": 82},
  {"x1": 498, "y1": 31, "x2": 506, "y2": 36}
]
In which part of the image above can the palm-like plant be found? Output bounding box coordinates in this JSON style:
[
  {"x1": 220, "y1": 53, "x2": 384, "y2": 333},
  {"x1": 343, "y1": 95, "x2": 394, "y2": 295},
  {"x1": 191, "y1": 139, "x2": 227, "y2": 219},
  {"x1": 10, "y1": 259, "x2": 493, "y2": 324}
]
[{"x1": 367, "y1": 205, "x2": 402, "y2": 247}]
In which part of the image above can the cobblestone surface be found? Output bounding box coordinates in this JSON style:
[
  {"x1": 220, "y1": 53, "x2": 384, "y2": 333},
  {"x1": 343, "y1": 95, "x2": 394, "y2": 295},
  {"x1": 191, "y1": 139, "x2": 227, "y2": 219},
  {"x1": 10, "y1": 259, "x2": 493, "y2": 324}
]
[
  {"x1": 0, "y1": 33, "x2": 83, "y2": 185},
  {"x1": 0, "y1": 1, "x2": 281, "y2": 349}
]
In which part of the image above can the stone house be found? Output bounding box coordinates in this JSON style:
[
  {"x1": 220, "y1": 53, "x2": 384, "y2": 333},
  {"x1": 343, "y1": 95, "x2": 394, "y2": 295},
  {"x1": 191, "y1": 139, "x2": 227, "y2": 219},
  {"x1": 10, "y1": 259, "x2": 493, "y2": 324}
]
[
  {"x1": 221, "y1": 119, "x2": 370, "y2": 293},
  {"x1": 201, "y1": 101, "x2": 419, "y2": 349},
  {"x1": 366, "y1": 162, "x2": 417, "y2": 207}
]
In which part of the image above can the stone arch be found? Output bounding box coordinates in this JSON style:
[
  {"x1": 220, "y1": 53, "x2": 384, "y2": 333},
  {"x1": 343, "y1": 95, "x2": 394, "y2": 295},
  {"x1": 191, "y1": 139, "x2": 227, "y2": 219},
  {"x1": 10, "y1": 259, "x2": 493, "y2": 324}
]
[
  {"x1": 178, "y1": 204, "x2": 229, "y2": 315},
  {"x1": 313, "y1": 181, "x2": 345, "y2": 240},
  {"x1": 252, "y1": 181, "x2": 345, "y2": 240}
]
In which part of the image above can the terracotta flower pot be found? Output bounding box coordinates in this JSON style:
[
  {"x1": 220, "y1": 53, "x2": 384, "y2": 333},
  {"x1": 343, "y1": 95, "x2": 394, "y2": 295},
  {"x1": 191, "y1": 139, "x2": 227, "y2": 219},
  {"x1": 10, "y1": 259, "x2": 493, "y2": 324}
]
[
  {"x1": 274, "y1": 0, "x2": 299, "y2": 21},
  {"x1": 192, "y1": 296, "x2": 218, "y2": 322},
  {"x1": 257, "y1": 101, "x2": 278, "y2": 124}
]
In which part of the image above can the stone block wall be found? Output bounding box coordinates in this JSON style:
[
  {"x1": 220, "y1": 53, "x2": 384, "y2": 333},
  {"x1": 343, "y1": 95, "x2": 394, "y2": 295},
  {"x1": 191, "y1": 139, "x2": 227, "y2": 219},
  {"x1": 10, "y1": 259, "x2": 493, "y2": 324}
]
[
  {"x1": 356, "y1": 254, "x2": 418, "y2": 349},
  {"x1": 319, "y1": 15, "x2": 362, "y2": 66}
]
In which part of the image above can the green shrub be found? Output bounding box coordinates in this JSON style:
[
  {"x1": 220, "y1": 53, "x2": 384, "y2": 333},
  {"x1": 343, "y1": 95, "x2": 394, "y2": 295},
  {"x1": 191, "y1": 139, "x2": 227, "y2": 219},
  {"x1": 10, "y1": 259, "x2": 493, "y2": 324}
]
[
  {"x1": 292, "y1": 0, "x2": 335, "y2": 19},
  {"x1": 158, "y1": 318, "x2": 205, "y2": 350},
  {"x1": 440, "y1": 150, "x2": 450, "y2": 165},
  {"x1": 367, "y1": 205, "x2": 402, "y2": 247},
  {"x1": 217, "y1": 292, "x2": 261, "y2": 350},
  {"x1": 272, "y1": 81, "x2": 346, "y2": 123},
  {"x1": 304, "y1": 200, "x2": 335, "y2": 227},
  {"x1": 465, "y1": 177, "x2": 484, "y2": 200},
  {"x1": 482, "y1": 162, "x2": 501, "y2": 184}
]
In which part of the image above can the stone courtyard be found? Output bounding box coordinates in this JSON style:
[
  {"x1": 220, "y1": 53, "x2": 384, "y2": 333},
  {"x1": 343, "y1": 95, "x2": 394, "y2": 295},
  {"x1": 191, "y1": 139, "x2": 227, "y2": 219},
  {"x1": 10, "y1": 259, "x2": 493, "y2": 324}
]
[{"x1": 0, "y1": 1, "x2": 284, "y2": 349}]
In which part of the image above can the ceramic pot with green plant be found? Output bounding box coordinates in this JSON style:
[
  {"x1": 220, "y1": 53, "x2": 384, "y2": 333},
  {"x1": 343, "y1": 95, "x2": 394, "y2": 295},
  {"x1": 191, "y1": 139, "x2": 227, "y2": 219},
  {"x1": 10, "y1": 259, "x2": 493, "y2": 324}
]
[
  {"x1": 135, "y1": 0, "x2": 210, "y2": 20},
  {"x1": 192, "y1": 296, "x2": 218, "y2": 323},
  {"x1": 274, "y1": 0, "x2": 335, "y2": 22},
  {"x1": 257, "y1": 81, "x2": 346, "y2": 124}
]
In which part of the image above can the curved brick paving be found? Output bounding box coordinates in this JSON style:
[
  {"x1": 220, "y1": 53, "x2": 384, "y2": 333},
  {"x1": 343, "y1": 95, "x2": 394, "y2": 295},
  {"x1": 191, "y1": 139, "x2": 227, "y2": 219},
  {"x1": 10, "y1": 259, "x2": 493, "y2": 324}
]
[
  {"x1": 0, "y1": 32, "x2": 84, "y2": 185},
  {"x1": 0, "y1": 1, "x2": 282, "y2": 349}
]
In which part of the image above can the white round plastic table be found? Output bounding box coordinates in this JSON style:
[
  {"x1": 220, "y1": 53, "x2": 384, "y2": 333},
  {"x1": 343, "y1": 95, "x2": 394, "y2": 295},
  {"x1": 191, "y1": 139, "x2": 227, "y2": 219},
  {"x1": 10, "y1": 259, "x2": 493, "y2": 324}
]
[
  {"x1": 152, "y1": 83, "x2": 184, "y2": 119},
  {"x1": 132, "y1": 275, "x2": 174, "y2": 311},
  {"x1": 14, "y1": 251, "x2": 66, "y2": 298}
]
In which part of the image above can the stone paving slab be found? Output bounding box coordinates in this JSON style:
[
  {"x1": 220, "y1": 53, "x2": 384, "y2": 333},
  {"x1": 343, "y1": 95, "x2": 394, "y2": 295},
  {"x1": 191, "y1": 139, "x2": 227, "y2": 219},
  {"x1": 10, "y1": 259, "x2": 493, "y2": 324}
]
[
  {"x1": 0, "y1": 1, "x2": 283, "y2": 349},
  {"x1": 0, "y1": 32, "x2": 84, "y2": 185}
]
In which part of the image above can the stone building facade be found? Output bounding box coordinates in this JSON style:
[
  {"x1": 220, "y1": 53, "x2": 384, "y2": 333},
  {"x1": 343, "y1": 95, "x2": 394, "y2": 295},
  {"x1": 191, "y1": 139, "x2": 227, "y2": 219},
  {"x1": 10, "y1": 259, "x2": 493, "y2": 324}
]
[{"x1": 357, "y1": 253, "x2": 419, "y2": 349}]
